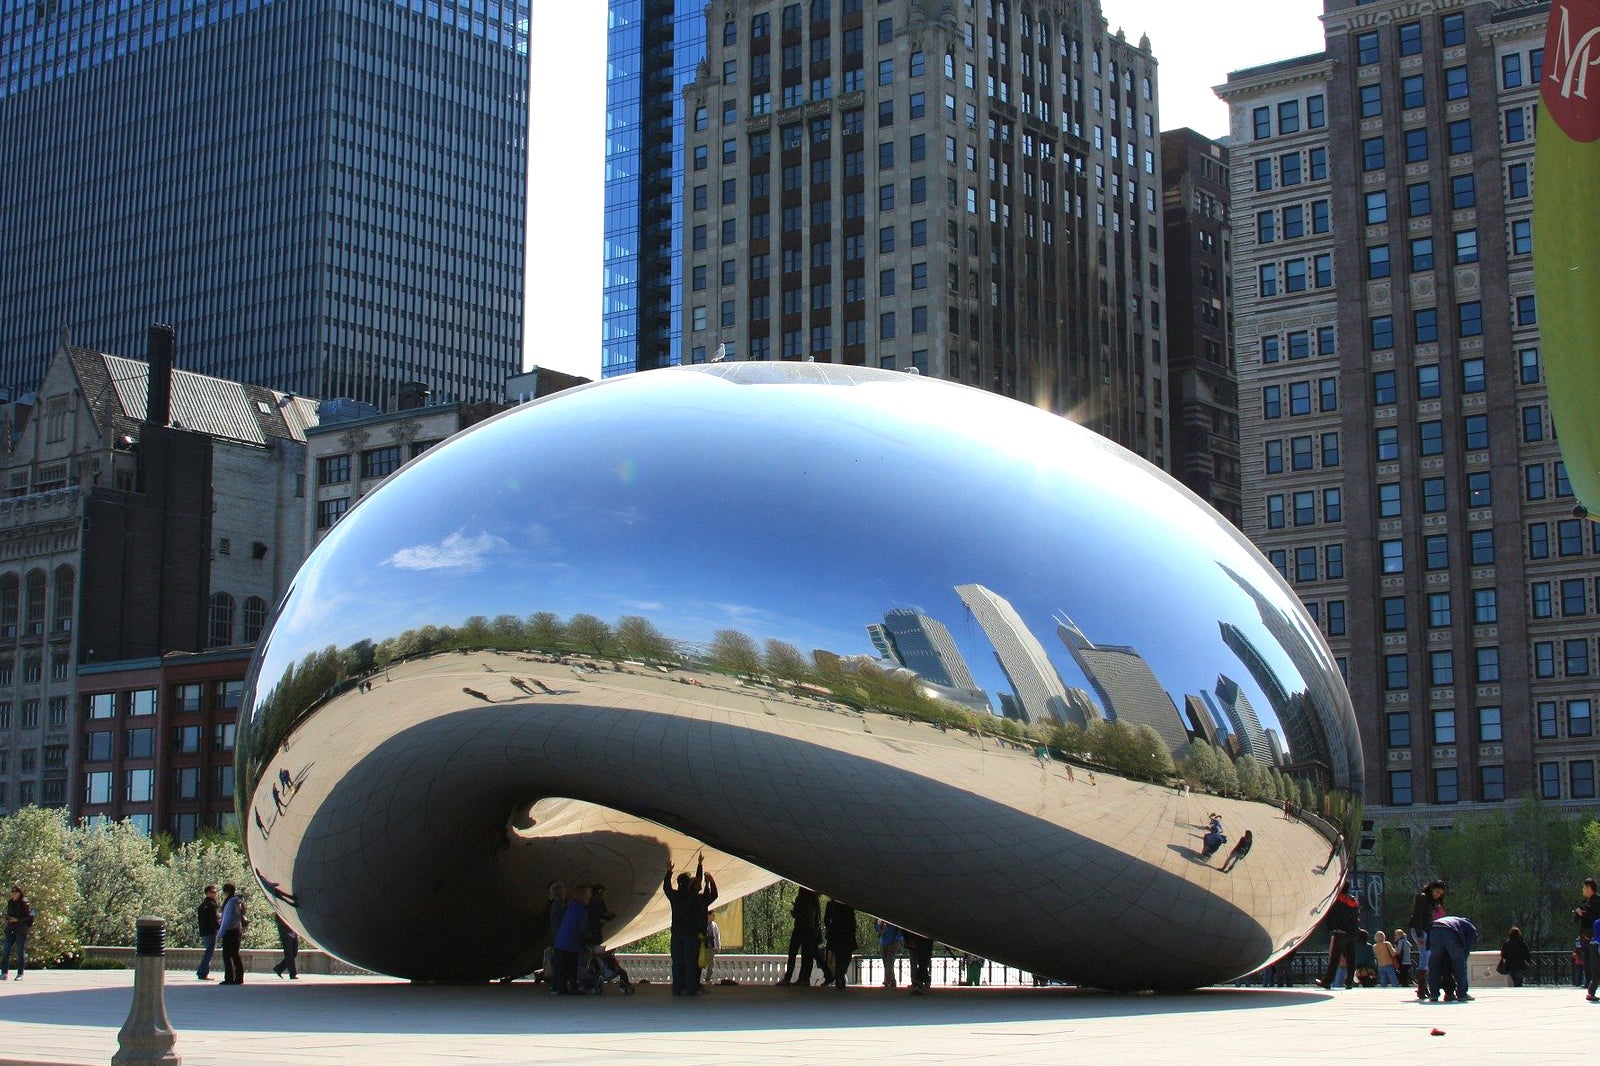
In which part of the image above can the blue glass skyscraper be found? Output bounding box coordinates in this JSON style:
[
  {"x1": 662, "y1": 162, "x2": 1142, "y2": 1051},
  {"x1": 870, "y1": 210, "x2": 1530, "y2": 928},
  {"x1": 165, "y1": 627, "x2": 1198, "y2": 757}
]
[
  {"x1": 0, "y1": 0, "x2": 529, "y2": 408},
  {"x1": 602, "y1": 0, "x2": 705, "y2": 377}
]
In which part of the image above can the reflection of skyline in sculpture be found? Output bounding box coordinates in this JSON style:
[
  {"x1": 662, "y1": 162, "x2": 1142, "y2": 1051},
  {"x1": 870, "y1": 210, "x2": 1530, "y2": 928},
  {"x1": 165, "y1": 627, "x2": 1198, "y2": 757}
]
[
  {"x1": 954, "y1": 583, "x2": 1072, "y2": 724},
  {"x1": 1058, "y1": 614, "x2": 1191, "y2": 755},
  {"x1": 1209, "y1": 674, "x2": 1275, "y2": 767},
  {"x1": 1218, "y1": 559, "x2": 1360, "y2": 791},
  {"x1": 867, "y1": 608, "x2": 991, "y2": 714},
  {"x1": 1184, "y1": 694, "x2": 1221, "y2": 747}
]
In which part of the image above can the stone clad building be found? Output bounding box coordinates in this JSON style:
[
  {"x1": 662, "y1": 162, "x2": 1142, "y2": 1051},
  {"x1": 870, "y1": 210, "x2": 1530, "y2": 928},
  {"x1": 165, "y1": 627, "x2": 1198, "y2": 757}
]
[
  {"x1": 1221, "y1": 1, "x2": 1599, "y2": 827},
  {"x1": 677, "y1": 0, "x2": 1169, "y2": 460},
  {"x1": 0, "y1": 330, "x2": 314, "y2": 829}
]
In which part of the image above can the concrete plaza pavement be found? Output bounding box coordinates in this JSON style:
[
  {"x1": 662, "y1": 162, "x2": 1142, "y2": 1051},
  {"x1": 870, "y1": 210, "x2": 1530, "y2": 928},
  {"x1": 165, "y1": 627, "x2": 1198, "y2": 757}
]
[{"x1": 0, "y1": 970, "x2": 1589, "y2": 1065}]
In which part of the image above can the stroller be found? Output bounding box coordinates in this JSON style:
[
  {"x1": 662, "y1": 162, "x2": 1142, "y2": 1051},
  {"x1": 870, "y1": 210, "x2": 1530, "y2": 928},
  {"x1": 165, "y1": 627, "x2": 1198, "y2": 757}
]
[{"x1": 574, "y1": 945, "x2": 635, "y2": 995}]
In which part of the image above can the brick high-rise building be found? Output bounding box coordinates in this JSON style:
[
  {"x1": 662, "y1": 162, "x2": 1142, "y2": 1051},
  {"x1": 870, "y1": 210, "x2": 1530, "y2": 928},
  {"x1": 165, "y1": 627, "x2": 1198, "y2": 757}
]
[
  {"x1": 1220, "y1": 1, "x2": 1598, "y2": 827},
  {"x1": 675, "y1": 0, "x2": 1169, "y2": 460}
]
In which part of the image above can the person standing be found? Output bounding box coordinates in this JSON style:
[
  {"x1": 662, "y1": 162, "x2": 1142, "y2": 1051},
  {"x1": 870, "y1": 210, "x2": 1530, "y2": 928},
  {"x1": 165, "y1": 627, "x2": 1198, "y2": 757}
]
[
  {"x1": 1, "y1": 886, "x2": 33, "y2": 980},
  {"x1": 542, "y1": 881, "x2": 566, "y2": 988},
  {"x1": 778, "y1": 887, "x2": 830, "y2": 986},
  {"x1": 272, "y1": 914, "x2": 300, "y2": 979},
  {"x1": 823, "y1": 897, "x2": 857, "y2": 989},
  {"x1": 1313, "y1": 883, "x2": 1361, "y2": 990},
  {"x1": 1409, "y1": 880, "x2": 1448, "y2": 1000},
  {"x1": 218, "y1": 883, "x2": 246, "y2": 985},
  {"x1": 1219, "y1": 830, "x2": 1254, "y2": 873},
  {"x1": 662, "y1": 857, "x2": 717, "y2": 996},
  {"x1": 1372, "y1": 930, "x2": 1399, "y2": 987},
  {"x1": 552, "y1": 884, "x2": 592, "y2": 994},
  {"x1": 702, "y1": 912, "x2": 721, "y2": 987},
  {"x1": 1428, "y1": 915, "x2": 1478, "y2": 1002},
  {"x1": 195, "y1": 885, "x2": 220, "y2": 981},
  {"x1": 1393, "y1": 929, "x2": 1414, "y2": 987},
  {"x1": 875, "y1": 919, "x2": 903, "y2": 988},
  {"x1": 1499, "y1": 926, "x2": 1531, "y2": 988},
  {"x1": 903, "y1": 930, "x2": 934, "y2": 994},
  {"x1": 1574, "y1": 878, "x2": 1600, "y2": 988}
]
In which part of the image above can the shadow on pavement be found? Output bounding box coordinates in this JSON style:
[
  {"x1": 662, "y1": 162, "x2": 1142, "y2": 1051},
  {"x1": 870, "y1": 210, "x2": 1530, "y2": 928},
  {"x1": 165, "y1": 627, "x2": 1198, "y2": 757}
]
[{"x1": 0, "y1": 980, "x2": 1333, "y2": 1037}]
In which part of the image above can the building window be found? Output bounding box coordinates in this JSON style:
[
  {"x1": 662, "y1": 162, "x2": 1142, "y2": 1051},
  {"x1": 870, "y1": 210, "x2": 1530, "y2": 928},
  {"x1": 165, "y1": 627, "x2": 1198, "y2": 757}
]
[
  {"x1": 1570, "y1": 700, "x2": 1594, "y2": 738},
  {"x1": 126, "y1": 728, "x2": 155, "y2": 759},
  {"x1": 317, "y1": 455, "x2": 350, "y2": 485},
  {"x1": 1434, "y1": 768, "x2": 1459, "y2": 804},
  {"x1": 316, "y1": 497, "x2": 350, "y2": 530},
  {"x1": 207, "y1": 593, "x2": 234, "y2": 648},
  {"x1": 242, "y1": 597, "x2": 269, "y2": 644},
  {"x1": 1385, "y1": 653, "x2": 1408, "y2": 690},
  {"x1": 1387, "y1": 712, "x2": 1412, "y2": 748},
  {"x1": 1430, "y1": 652, "x2": 1455, "y2": 689},
  {"x1": 1389, "y1": 770, "x2": 1413, "y2": 806},
  {"x1": 1541, "y1": 762, "x2": 1561, "y2": 799},
  {"x1": 174, "y1": 684, "x2": 201, "y2": 714},
  {"x1": 1480, "y1": 766, "x2": 1505, "y2": 803},
  {"x1": 1573, "y1": 761, "x2": 1597, "y2": 801}
]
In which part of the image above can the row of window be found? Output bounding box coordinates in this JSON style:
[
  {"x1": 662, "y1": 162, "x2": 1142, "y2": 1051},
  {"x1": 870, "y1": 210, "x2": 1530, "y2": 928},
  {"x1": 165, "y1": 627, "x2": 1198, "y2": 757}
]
[
  {"x1": 1263, "y1": 432, "x2": 1341, "y2": 474},
  {"x1": 1265, "y1": 488, "x2": 1342, "y2": 529},
  {"x1": 207, "y1": 593, "x2": 269, "y2": 648},
  {"x1": 1260, "y1": 325, "x2": 1336, "y2": 364},
  {"x1": 0, "y1": 696, "x2": 68, "y2": 730},
  {"x1": 316, "y1": 446, "x2": 403, "y2": 486},
  {"x1": 1527, "y1": 519, "x2": 1600, "y2": 561},
  {"x1": 1266, "y1": 543, "x2": 1344, "y2": 586},
  {"x1": 0, "y1": 655, "x2": 71, "y2": 689},
  {"x1": 83, "y1": 722, "x2": 237, "y2": 763},
  {"x1": 1252, "y1": 146, "x2": 1328, "y2": 191},
  {"x1": 1261, "y1": 377, "x2": 1338, "y2": 419},
  {"x1": 1377, "y1": 588, "x2": 1500, "y2": 632},
  {"x1": 1353, "y1": 13, "x2": 1470, "y2": 68},
  {"x1": 0, "y1": 745, "x2": 66, "y2": 774},
  {"x1": 1368, "y1": 301, "x2": 1489, "y2": 351},
  {"x1": 1255, "y1": 199, "x2": 1330, "y2": 245},
  {"x1": 1250, "y1": 94, "x2": 1327, "y2": 141},
  {"x1": 0, "y1": 567, "x2": 74, "y2": 639},
  {"x1": 85, "y1": 683, "x2": 242, "y2": 720},
  {"x1": 1385, "y1": 704, "x2": 1540, "y2": 748},
  {"x1": 1380, "y1": 646, "x2": 1504, "y2": 690},
  {"x1": 84, "y1": 764, "x2": 234, "y2": 806},
  {"x1": 1391, "y1": 758, "x2": 1595, "y2": 806},
  {"x1": 1257, "y1": 253, "x2": 1333, "y2": 297},
  {"x1": 1375, "y1": 473, "x2": 1494, "y2": 517}
]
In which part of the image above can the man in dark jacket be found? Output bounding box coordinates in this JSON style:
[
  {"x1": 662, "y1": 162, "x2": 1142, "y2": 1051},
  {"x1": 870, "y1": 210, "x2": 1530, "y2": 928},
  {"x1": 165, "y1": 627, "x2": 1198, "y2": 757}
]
[
  {"x1": 1428, "y1": 915, "x2": 1479, "y2": 1002},
  {"x1": 1314, "y1": 884, "x2": 1362, "y2": 989},
  {"x1": 195, "y1": 885, "x2": 220, "y2": 981},
  {"x1": 778, "y1": 886, "x2": 831, "y2": 986},
  {"x1": 1574, "y1": 877, "x2": 1600, "y2": 986},
  {"x1": 823, "y1": 897, "x2": 857, "y2": 988},
  {"x1": 662, "y1": 857, "x2": 716, "y2": 996}
]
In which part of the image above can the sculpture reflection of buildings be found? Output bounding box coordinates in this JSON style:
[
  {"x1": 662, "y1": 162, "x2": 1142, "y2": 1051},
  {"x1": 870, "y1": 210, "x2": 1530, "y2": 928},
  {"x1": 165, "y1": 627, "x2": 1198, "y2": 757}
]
[
  {"x1": 953, "y1": 583, "x2": 1073, "y2": 725},
  {"x1": 867, "y1": 608, "x2": 991, "y2": 714},
  {"x1": 1056, "y1": 615, "x2": 1192, "y2": 756},
  {"x1": 1209, "y1": 674, "x2": 1274, "y2": 767}
]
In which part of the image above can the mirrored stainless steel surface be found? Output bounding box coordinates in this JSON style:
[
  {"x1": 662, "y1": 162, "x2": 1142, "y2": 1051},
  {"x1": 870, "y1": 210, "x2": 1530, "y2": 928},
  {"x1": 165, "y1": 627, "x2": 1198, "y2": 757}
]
[{"x1": 239, "y1": 363, "x2": 1363, "y2": 990}]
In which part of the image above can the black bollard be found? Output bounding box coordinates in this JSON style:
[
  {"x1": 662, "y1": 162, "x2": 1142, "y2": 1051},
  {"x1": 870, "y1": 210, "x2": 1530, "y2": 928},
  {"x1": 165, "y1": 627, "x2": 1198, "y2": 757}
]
[{"x1": 112, "y1": 916, "x2": 181, "y2": 1065}]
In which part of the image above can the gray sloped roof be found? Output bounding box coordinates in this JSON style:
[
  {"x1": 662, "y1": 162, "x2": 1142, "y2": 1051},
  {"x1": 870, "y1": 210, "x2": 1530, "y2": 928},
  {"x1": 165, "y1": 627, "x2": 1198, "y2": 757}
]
[{"x1": 82, "y1": 350, "x2": 318, "y2": 446}]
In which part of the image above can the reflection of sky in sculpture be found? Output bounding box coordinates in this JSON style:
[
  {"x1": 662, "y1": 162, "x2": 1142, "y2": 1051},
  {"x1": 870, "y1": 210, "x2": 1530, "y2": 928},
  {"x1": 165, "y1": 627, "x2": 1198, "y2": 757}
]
[{"x1": 258, "y1": 367, "x2": 1333, "y2": 769}]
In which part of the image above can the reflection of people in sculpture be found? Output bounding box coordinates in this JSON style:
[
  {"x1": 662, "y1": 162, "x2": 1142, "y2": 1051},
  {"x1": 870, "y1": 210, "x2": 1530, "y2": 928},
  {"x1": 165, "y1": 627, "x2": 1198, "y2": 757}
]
[
  {"x1": 271, "y1": 784, "x2": 285, "y2": 815},
  {"x1": 778, "y1": 887, "x2": 831, "y2": 986},
  {"x1": 662, "y1": 857, "x2": 717, "y2": 995},
  {"x1": 903, "y1": 929, "x2": 934, "y2": 993},
  {"x1": 254, "y1": 810, "x2": 268, "y2": 838},
  {"x1": 278, "y1": 768, "x2": 295, "y2": 795},
  {"x1": 1220, "y1": 830, "x2": 1253, "y2": 873}
]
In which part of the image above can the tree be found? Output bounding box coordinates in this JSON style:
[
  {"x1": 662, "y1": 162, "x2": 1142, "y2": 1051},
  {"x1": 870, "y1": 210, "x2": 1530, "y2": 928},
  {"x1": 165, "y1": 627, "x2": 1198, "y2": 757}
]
[
  {"x1": 72, "y1": 819, "x2": 163, "y2": 948},
  {"x1": 153, "y1": 836, "x2": 277, "y2": 950},
  {"x1": 708, "y1": 629, "x2": 762, "y2": 678},
  {"x1": 490, "y1": 614, "x2": 527, "y2": 649},
  {"x1": 566, "y1": 613, "x2": 613, "y2": 657},
  {"x1": 0, "y1": 807, "x2": 81, "y2": 964}
]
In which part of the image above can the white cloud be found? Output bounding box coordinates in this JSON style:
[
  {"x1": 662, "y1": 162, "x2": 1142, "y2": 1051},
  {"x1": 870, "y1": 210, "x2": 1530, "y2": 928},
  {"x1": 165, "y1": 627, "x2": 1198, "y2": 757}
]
[{"x1": 385, "y1": 531, "x2": 509, "y2": 573}]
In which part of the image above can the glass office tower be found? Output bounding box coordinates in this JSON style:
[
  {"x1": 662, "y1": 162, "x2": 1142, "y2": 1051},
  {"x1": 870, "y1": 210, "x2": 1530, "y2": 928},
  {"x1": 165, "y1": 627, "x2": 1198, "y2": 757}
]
[
  {"x1": 602, "y1": 0, "x2": 706, "y2": 377},
  {"x1": 0, "y1": 0, "x2": 529, "y2": 408}
]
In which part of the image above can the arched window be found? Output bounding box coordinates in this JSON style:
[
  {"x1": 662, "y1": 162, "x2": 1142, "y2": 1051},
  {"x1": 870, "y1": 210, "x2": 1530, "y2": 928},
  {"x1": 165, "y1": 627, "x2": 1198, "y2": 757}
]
[
  {"x1": 24, "y1": 570, "x2": 46, "y2": 636},
  {"x1": 52, "y1": 566, "x2": 75, "y2": 633},
  {"x1": 241, "y1": 596, "x2": 269, "y2": 644},
  {"x1": 0, "y1": 574, "x2": 18, "y2": 638},
  {"x1": 208, "y1": 593, "x2": 235, "y2": 648}
]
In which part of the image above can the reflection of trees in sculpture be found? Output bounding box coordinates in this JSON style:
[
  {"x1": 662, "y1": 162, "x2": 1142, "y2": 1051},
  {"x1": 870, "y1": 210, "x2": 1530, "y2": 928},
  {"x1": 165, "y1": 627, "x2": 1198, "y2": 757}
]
[
  {"x1": 616, "y1": 615, "x2": 675, "y2": 662},
  {"x1": 761, "y1": 639, "x2": 811, "y2": 685},
  {"x1": 1042, "y1": 720, "x2": 1173, "y2": 781},
  {"x1": 565, "y1": 613, "x2": 614, "y2": 657},
  {"x1": 526, "y1": 611, "x2": 566, "y2": 650},
  {"x1": 707, "y1": 629, "x2": 763, "y2": 678},
  {"x1": 1176, "y1": 739, "x2": 1326, "y2": 809}
]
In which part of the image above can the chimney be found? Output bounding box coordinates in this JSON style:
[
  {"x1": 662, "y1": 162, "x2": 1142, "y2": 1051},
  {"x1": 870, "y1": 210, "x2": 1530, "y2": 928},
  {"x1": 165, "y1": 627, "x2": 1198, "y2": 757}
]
[
  {"x1": 147, "y1": 324, "x2": 174, "y2": 427},
  {"x1": 398, "y1": 381, "x2": 430, "y2": 411}
]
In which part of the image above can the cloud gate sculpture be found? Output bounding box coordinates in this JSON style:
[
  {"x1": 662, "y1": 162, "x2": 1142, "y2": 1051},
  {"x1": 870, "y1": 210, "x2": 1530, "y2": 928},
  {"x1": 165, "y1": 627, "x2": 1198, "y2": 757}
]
[{"x1": 239, "y1": 363, "x2": 1362, "y2": 991}]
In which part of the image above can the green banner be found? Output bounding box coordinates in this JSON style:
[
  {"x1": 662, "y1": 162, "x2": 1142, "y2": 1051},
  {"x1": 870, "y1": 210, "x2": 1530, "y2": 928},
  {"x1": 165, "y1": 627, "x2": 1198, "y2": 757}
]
[{"x1": 1534, "y1": 0, "x2": 1600, "y2": 519}]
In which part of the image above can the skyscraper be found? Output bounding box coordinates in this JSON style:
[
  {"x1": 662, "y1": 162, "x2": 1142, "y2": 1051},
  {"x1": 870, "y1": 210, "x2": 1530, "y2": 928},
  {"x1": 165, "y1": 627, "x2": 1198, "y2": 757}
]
[
  {"x1": 879, "y1": 606, "x2": 978, "y2": 690},
  {"x1": 603, "y1": 1, "x2": 709, "y2": 377},
  {"x1": 1221, "y1": 1, "x2": 1598, "y2": 821},
  {"x1": 0, "y1": 0, "x2": 530, "y2": 409},
  {"x1": 1057, "y1": 614, "x2": 1189, "y2": 753},
  {"x1": 668, "y1": 0, "x2": 1168, "y2": 459}
]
